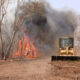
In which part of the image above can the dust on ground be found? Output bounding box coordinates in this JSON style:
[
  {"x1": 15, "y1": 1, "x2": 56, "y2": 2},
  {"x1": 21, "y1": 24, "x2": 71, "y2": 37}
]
[{"x1": 0, "y1": 57, "x2": 80, "y2": 80}]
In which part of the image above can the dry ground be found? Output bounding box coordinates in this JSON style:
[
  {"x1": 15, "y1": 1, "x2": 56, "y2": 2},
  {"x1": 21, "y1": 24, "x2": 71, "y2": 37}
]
[{"x1": 0, "y1": 57, "x2": 80, "y2": 80}]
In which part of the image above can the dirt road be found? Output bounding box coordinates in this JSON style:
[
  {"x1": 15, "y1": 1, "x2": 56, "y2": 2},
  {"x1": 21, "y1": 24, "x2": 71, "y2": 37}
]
[{"x1": 0, "y1": 57, "x2": 80, "y2": 80}]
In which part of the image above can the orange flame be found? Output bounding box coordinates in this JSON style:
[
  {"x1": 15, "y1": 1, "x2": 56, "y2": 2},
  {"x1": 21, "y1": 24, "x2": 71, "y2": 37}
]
[
  {"x1": 12, "y1": 37, "x2": 38, "y2": 59},
  {"x1": 12, "y1": 40, "x2": 22, "y2": 57}
]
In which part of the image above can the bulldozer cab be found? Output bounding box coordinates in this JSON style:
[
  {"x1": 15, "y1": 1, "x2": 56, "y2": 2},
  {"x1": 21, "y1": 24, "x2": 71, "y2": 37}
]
[{"x1": 59, "y1": 38, "x2": 74, "y2": 55}]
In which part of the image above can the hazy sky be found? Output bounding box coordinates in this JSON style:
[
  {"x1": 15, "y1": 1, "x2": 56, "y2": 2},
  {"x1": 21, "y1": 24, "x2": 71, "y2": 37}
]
[
  {"x1": 47, "y1": 0, "x2": 80, "y2": 14},
  {"x1": 8, "y1": 0, "x2": 80, "y2": 15}
]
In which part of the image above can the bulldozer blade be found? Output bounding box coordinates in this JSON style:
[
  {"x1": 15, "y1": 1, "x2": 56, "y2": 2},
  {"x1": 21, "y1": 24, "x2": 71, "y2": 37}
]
[{"x1": 51, "y1": 56, "x2": 80, "y2": 61}]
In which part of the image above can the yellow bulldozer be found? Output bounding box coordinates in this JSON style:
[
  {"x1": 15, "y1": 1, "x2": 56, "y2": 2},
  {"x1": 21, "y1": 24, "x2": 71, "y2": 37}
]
[
  {"x1": 59, "y1": 38, "x2": 74, "y2": 56},
  {"x1": 51, "y1": 38, "x2": 80, "y2": 61}
]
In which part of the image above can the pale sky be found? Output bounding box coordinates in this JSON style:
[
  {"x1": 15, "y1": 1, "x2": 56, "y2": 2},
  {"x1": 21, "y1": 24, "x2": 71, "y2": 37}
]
[
  {"x1": 47, "y1": 0, "x2": 80, "y2": 14},
  {"x1": 8, "y1": 0, "x2": 80, "y2": 16}
]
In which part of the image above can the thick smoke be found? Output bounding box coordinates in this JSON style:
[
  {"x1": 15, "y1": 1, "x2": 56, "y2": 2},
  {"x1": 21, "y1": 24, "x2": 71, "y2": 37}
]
[{"x1": 17, "y1": 1, "x2": 77, "y2": 56}]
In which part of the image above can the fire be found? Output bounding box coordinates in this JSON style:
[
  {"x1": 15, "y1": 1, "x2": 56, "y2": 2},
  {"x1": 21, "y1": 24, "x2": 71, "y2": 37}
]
[{"x1": 12, "y1": 37, "x2": 38, "y2": 59}]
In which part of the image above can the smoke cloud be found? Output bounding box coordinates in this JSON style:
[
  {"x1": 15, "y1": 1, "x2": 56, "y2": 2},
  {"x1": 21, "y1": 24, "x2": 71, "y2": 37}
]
[{"x1": 18, "y1": 1, "x2": 77, "y2": 56}]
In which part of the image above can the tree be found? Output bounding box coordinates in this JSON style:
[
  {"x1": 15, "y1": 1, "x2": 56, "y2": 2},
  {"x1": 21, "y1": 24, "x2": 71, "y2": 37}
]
[
  {"x1": 5, "y1": 0, "x2": 24, "y2": 60},
  {"x1": 5, "y1": 0, "x2": 46, "y2": 60},
  {"x1": 0, "y1": 0, "x2": 9, "y2": 59}
]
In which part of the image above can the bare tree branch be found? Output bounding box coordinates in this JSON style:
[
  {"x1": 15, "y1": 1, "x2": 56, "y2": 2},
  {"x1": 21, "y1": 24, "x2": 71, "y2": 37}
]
[{"x1": 0, "y1": 0, "x2": 9, "y2": 59}]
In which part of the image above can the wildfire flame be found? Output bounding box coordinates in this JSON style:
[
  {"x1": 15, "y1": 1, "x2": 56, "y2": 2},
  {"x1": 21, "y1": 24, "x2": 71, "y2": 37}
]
[{"x1": 12, "y1": 37, "x2": 38, "y2": 59}]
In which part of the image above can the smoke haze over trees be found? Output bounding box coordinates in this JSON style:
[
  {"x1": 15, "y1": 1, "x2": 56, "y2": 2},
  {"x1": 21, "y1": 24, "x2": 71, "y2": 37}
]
[{"x1": 0, "y1": 0, "x2": 78, "y2": 59}]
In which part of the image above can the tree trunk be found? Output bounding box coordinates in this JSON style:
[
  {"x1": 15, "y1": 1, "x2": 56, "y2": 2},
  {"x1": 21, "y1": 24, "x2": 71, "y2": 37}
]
[
  {"x1": 0, "y1": 32, "x2": 4, "y2": 59},
  {"x1": 0, "y1": 19, "x2": 4, "y2": 60},
  {"x1": 5, "y1": 31, "x2": 16, "y2": 60}
]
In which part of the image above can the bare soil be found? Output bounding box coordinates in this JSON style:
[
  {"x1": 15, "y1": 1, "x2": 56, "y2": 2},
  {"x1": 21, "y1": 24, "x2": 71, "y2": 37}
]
[{"x1": 0, "y1": 57, "x2": 80, "y2": 80}]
